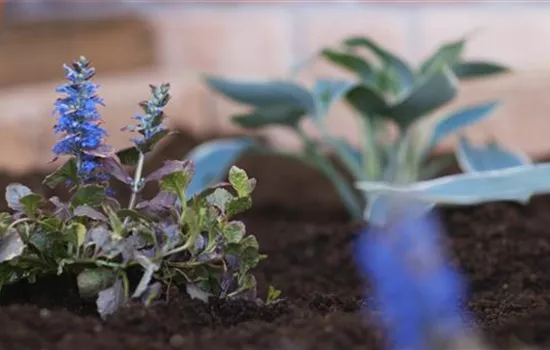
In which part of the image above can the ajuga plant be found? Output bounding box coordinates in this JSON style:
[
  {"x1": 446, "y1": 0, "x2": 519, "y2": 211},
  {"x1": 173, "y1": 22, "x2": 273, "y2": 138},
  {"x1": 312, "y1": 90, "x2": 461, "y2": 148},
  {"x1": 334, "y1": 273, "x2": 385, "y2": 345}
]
[
  {"x1": 203, "y1": 34, "x2": 516, "y2": 221},
  {"x1": 0, "y1": 56, "x2": 273, "y2": 319},
  {"x1": 354, "y1": 197, "x2": 489, "y2": 350}
]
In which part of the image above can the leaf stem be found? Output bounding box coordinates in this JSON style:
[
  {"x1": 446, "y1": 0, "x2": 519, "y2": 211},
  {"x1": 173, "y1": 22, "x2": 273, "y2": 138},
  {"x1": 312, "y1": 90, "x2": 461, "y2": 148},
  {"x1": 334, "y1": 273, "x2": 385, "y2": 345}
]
[{"x1": 128, "y1": 151, "x2": 145, "y2": 210}]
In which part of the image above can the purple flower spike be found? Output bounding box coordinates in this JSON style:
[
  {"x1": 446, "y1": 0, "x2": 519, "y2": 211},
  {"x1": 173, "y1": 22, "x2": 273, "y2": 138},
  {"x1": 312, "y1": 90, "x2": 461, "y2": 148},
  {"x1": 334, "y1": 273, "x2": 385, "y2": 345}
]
[{"x1": 355, "y1": 206, "x2": 471, "y2": 350}]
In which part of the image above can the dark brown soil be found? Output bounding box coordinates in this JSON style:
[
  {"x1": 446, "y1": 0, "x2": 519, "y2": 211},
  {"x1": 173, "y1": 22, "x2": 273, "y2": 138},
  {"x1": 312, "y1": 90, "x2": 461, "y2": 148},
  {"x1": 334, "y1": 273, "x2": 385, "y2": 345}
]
[{"x1": 1, "y1": 129, "x2": 550, "y2": 350}]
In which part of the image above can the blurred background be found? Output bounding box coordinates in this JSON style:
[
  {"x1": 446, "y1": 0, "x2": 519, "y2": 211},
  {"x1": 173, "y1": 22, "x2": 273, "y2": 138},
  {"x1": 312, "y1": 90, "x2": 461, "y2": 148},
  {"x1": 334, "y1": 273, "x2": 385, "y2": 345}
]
[{"x1": 1, "y1": 0, "x2": 549, "y2": 173}]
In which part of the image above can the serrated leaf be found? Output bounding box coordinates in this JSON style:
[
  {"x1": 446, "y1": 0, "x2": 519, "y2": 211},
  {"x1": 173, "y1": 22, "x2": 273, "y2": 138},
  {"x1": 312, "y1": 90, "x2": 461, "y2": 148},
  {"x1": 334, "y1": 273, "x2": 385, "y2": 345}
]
[
  {"x1": 343, "y1": 36, "x2": 416, "y2": 92},
  {"x1": 96, "y1": 277, "x2": 127, "y2": 320},
  {"x1": 159, "y1": 171, "x2": 190, "y2": 202},
  {"x1": 320, "y1": 49, "x2": 373, "y2": 80},
  {"x1": 74, "y1": 205, "x2": 108, "y2": 222},
  {"x1": 385, "y1": 66, "x2": 458, "y2": 130},
  {"x1": 227, "y1": 197, "x2": 252, "y2": 217},
  {"x1": 231, "y1": 105, "x2": 306, "y2": 129},
  {"x1": 456, "y1": 136, "x2": 531, "y2": 173},
  {"x1": 453, "y1": 61, "x2": 509, "y2": 79},
  {"x1": 430, "y1": 101, "x2": 501, "y2": 149},
  {"x1": 43, "y1": 158, "x2": 78, "y2": 189},
  {"x1": 205, "y1": 76, "x2": 315, "y2": 112},
  {"x1": 206, "y1": 188, "x2": 233, "y2": 214},
  {"x1": 66, "y1": 222, "x2": 87, "y2": 249},
  {"x1": 228, "y1": 166, "x2": 255, "y2": 197},
  {"x1": 0, "y1": 229, "x2": 24, "y2": 263},
  {"x1": 420, "y1": 38, "x2": 465, "y2": 75},
  {"x1": 223, "y1": 221, "x2": 246, "y2": 244},
  {"x1": 185, "y1": 138, "x2": 253, "y2": 199},
  {"x1": 266, "y1": 285, "x2": 282, "y2": 305},
  {"x1": 5, "y1": 184, "x2": 32, "y2": 211},
  {"x1": 145, "y1": 160, "x2": 195, "y2": 183},
  {"x1": 71, "y1": 185, "x2": 106, "y2": 208},
  {"x1": 311, "y1": 79, "x2": 356, "y2": 121}
]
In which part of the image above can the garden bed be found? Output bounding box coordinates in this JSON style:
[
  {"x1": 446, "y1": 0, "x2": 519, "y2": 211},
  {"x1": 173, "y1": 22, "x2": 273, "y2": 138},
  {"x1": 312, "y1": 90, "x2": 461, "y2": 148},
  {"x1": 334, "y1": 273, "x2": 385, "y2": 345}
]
[{"x1": 1, "y1": 129, "x2": 550, "y2": 350}]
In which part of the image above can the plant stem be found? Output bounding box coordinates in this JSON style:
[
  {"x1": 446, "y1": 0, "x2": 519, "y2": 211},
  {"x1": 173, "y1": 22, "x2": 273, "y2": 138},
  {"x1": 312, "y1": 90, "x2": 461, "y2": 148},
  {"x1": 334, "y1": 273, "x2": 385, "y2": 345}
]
[{"x1": 128, "y1": 151, "x2": 145, "y2": 210}]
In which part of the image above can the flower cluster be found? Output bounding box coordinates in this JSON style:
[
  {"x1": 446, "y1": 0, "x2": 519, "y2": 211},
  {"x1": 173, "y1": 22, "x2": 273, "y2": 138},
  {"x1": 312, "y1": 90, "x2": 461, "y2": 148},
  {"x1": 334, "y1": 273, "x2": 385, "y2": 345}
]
[
  {"x1": 355, "y1": 206, "x2": 470, "y2": 350},
  {"x1": 127, "y1": 83, "x2": 171, "y2": 150},
  {"x1": 52, "y1": 56, "x2": 108, "y2": 183}
]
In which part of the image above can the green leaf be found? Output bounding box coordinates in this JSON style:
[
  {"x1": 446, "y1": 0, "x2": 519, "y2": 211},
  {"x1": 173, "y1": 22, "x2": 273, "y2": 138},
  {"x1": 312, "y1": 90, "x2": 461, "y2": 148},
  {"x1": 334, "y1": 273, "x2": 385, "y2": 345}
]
[
  {"x1": 385, "y1": 66, "x2": 458, "y2": 130},
  {"x1": 311, "y1": 79, "x2": 355, "y2": 120},
  {"x1": 117, "y1": 130, "x2": 173, "y2": 166},
  {"x1": 227, "y1": 197, "x2": 252, "y2": 217},
  {"x1": 266, "y1": 285, "x2": 282, "y2": 306},
  {"x1": 104, "y1": 206, "x2": 124, "y2": 239},
  {"x1": 66, "y1": 222, "x2": 87, "y2": 249},
  {"x1": 0, "y1": 213, "x2": 13, "y2": 236},
  {"x1": 43, "y1": 159, "x2": 78, "y2": 189},
  {"x1": 71, "y1": 185, "x2": 106, "y2": 208},
  {"x1": 231, "y1": 105, "x2": 306, "y2": 129},
  {"x1": 73, "y1": 205, "x2": 108, "y2": 222},
  {"x1": 5, "y1": 184, "x2": 32, "y2": 211},
  {"x1": 116, "y1": 147, "x2": 140, "y2": 166},
  {"x1": 205, "y1": 76, "x2": 315, "y2": 112},
  {"x1": 420, "y1": 38, "x2": 465, "y2": 75},
  {"x1": 228, "y1": 166, "x2": 255, "y2": 197},
  {"x1": 419, "y1": 153, "x2": 456, "y2": 180},
  {"x1": 77, "y1": 267, "x2": 118, "y2": 299},
  {"x1": 345, "y1": 84, "x2": 388, "y2": 117},
  {"x1": 452, "y1": 61, "x2": 510, "y2": 79},
  {"x1": 223, "y1": 221, "x2": 246, "y2": 244},
  {"x1": 160, "y1": 171, "x2": 192, "y2": 202},
  {"x1": 206, "y1": 188, "x2": 233, "y2": 215},
  {"x1": 19, "y1": 193, "x2": 42, "y2": 216},
  {"x1": 320, "y1": 49, "x2": 373, "y2": 80},
  {"x1": 343, "y1": 36, "x2": 416, "y2": 92},
  {"x1": 0, "y1": 229, "x2": 24, "y2": 263}
]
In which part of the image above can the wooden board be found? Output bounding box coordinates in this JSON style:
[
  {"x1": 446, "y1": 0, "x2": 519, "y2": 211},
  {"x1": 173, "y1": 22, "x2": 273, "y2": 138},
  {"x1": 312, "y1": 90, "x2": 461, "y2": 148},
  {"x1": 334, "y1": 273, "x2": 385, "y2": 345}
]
[{"x1": 0, "y1": 15, "x2": 156, "y2": 88}]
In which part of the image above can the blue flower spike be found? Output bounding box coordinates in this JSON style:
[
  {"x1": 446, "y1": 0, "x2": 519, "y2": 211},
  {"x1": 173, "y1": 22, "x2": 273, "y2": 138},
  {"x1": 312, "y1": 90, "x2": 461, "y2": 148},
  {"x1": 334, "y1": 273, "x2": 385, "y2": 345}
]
[
  {"x1": 355, "y1": 199, "x2": 488, "y2": 350},
  {"x1": 52, "y1": 56, "x2": 111, "y2": 183}
]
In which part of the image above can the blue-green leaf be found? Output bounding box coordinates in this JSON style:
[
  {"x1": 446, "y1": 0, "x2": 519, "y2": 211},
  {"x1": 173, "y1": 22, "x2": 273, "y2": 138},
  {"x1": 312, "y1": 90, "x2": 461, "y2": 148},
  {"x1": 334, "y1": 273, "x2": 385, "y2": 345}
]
[
  {"x1": 312, "y1": 79, "x2": 355, "y2": 121},
  {"x1": 345, "y1": 84, "x2": 388, "y2": 117},
  {"x1": 185, "y1": 138, "x2": 253, "y2": 199},
  {"x1": 419, "y1": 39, "x2": 465, "y2": 75},
  {"x1": 231, "y1": 105, "x2": 305, "y2": 129},
  {"x1": 430, "y1": 101, "x2": 501, "y2": 149},
  {"x1": 385, "y1": 66, "x2": 458, "y2": 130},
  {"x1": 456, "y1": 136, "x2": 531, "y2": 173},
  {"x1": 453, "y1": 61, "x2": 509, "y2": 80},
  {"x1": 357, "y1": 162, "x2": 550, "y2": 209},
  {"x1": 343, "y1": 36, "x2": 416, "y2": 92},
  {"x1": 204, "y1": 76, "x2": 315, "y2": 112},
  {"x1": 320, "y1": 49, "x2": 374, "y2": 81}
]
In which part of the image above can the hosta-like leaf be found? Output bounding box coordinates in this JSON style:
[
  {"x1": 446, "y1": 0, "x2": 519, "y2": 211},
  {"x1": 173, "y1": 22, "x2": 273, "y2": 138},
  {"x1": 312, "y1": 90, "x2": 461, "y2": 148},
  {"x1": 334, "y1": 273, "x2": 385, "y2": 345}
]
[
  {"x1": 385, "y1": 66, "x2": 458, "y2": 130},
  {"x1": 456, "y1": 136, "x2": 531, "y2": 173},
  {"x1": 430, "y1": 101, "x2": 501, "y2": 149},
  {"x1": 345, "y1": 84, "x2": 388, "y2": 117},
  {"x1": 185, "y1": 138, "x2": 253, "y2": 199},
  {"x1": 231, "y1": 105, "x2": 306, "y2": 129},
  {"x1": 343, "y1": 36, "x2": 416, "y2": 92},
  {"x1": 420, "y1": 38, "x2": 465, "y2": 75},
  {"x1": 357, "y1": 162, "x2": 550, "y2": 211},
  {"x1": 453, "y1": 61, "x2": 509, "y2": 79},
  {"x1": 205, "y1": 76, "x2": 315, "y2": 112},
  {"x1": 320, "y1": 49, "x2": 374, "y2": 81},
  {"x1": 5, "y1": 184, "x2": 32, "y2": 211},
  {"x1": 0, "y1": 229, "x2": 24, "y2": 263},
  {"x1": 312, "y1": 79, "x2": 356, "y2": 120}
]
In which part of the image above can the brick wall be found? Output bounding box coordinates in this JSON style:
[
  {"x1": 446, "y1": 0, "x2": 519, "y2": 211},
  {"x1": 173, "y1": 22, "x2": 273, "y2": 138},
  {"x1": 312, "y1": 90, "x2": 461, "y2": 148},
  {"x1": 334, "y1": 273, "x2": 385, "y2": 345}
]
[{"x1": 2, "y1": 2, "x2": 550, "y2": 172}]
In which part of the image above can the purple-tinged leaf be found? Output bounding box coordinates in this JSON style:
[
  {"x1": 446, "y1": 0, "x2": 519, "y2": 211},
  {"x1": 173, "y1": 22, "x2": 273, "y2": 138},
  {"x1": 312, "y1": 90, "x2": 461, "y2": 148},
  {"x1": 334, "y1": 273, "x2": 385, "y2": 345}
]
[
  {"x1": 136, "y1": 191, "x2": 178, "y2": 214},
  {"x1": 84, "y1": 226, "x2": 111, "y2": 251},
  {"x1": 140, "y1": 282, "x2": 162, "y2": 306},
  {"x1": 0, "y1": 229, "x2": 24, "y2": 263},
  {"x1": 97, "y1": 277, "x2": 127, "y2": 320},
  {"x1": 5, "y1": 183, "x2": 32, "y2": 211},
  {"x1": 194, "y1": 233, "x2": 207, "y2": 252},
  {"x1": 225, "y1": 254, "x2": 240, "y2": 270},
  {"x1": 74, "y1": 205, "x2": 108, "y2": 222},
  {"x1": 102, "y1": 157, "x2": 132, "y2": 184},
  {"x1": 220, "y1": 272, "x2": 235, "y2": 297},
  {"x1": 145, "y1": 160, "x2": 195, "y2": 183},
  {"x1": 132, "y1": 253, "x2": 160, "y2": 298},
  {"x1": 83, "y1": 144, "x2": 117, "y2": 159},
  {"x1": 49, "y1": 196, "x2": 71, "y2": 221}
]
